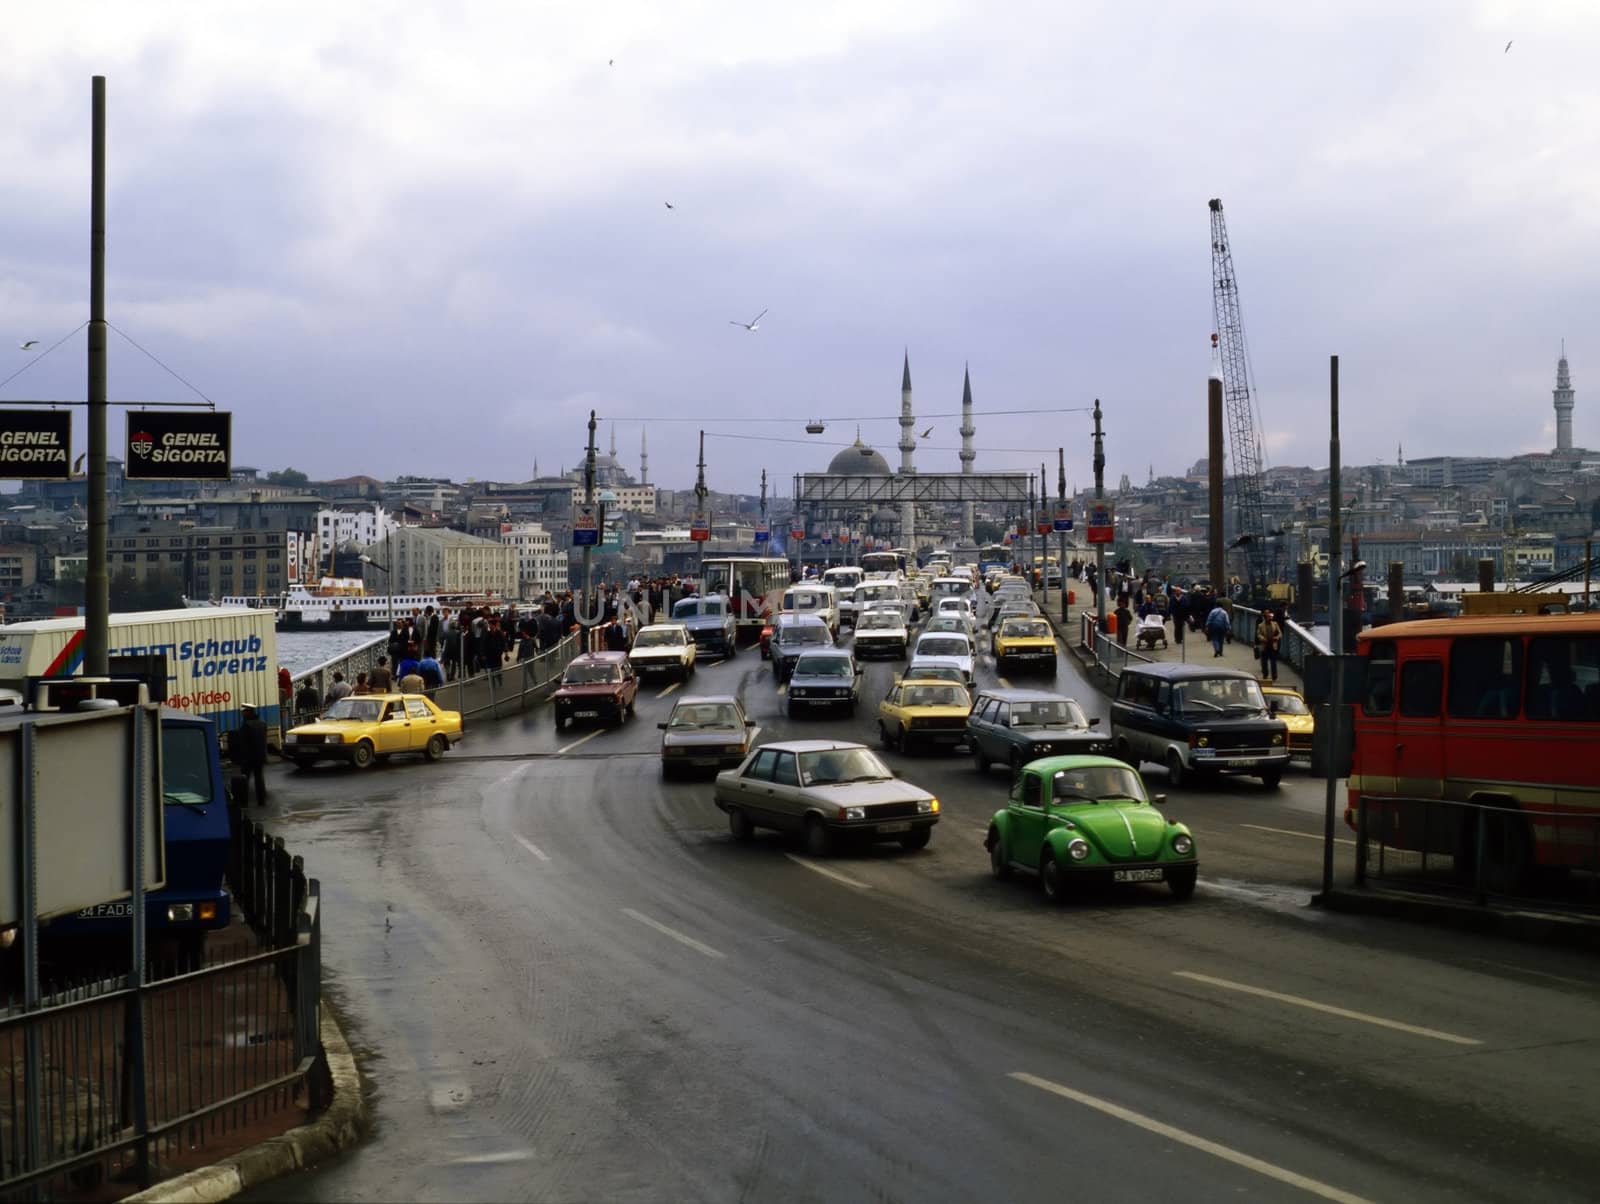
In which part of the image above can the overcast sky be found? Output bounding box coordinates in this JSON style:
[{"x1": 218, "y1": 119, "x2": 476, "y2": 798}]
[{"x1": 3, "y1": 1, "x2": 1596, "y2": 497}]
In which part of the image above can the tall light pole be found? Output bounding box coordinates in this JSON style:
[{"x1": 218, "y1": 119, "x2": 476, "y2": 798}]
[
  {"x1": 1057, "y1": 447, "x2": 1068, "y2": 622},
  {"x1": 1322, "y1": 355, "x2": 1343, "y2": 898},
  {"x1": 84, "y1": 76, "x2": 109, "y2": 674},
  {"x1": 695, "y1": 430, "x2": 708, "y2": 587},
  {"x1": 1039, "y1": 461, "x2": 1050, "y2": 609},
  {"x1": 1092, "y1": 399, "x2": 1108, "y2": 630}
]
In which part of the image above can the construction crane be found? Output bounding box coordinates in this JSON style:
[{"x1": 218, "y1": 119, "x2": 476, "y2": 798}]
[{"x1": 1208, "y1": 198, "x2": 1277, "y2": 602}]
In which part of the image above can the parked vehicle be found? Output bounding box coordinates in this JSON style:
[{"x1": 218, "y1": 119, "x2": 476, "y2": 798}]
[
  {"x1": 785, "y1": 648, "x2": 862, "y2": 717},
  {"x1": 1109, "y1": 663, "x2": 1289, "y2": 788},
  {"x1": 285, "y1": 693, "x2": 463, "y2": 768},
  {"x1": 552, "y1": 652, "x2": 638, "y2": 729},
  {"x1": 967, "y1": 688, "x2": 1107, "y2": 774},
  {"x1": 985, "y1": 755, "x2": 1197, "y2": 901},
  {"x1": 629, "y1": 622, "x2": 697, "y2": 680},
  {"x1": 658, "y1": 694, "x2": 755, "y2": 778},
  {"x1": 713, "y1": 740, "x2": 939, "y2": 854}
]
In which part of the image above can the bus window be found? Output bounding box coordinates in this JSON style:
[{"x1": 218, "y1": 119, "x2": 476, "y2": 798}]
[
  {"x1": 1525, "y1": 636, "x2": 1599, "y2": 722},
  {"x1": 1398, "y1": 660, "x2": 1442, "y2": 718},
  {"x1": 1448, "y1": 637, "x2": 1522, "y2": 720},
  {"x1": 1362, "y1": 640, "x2": 1395, "y2": 716}
]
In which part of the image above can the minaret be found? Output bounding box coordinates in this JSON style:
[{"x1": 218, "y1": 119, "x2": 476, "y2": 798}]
[
  {"x1": 609, "y1": 423, "x2": 618, "y2": 458},
  {"x1": 532, "y1": 457, "x2": 540, "y2": 479},
  {"x1": 959, "y1": 364, "x2": 976, "y2": 542},
  {"x1": 640, "y1": 427, "x2": 649, "y2": 486},
  {"x1": 898, "y1": 351, "x2": 916, "y2": 551},
  {"x1": 1554, "y1": 342, "x2": 1575, "y2": 453}
]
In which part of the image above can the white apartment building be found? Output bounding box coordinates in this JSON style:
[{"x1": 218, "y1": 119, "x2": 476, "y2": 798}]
[
  {"x1": 607, "y1": 485, "x2": 657, "y2": 516},
  {"x1": 501, "y1": 522, "x2": 566, "y2": 595},
  {"x1": 362, "y1": 526, "x2": 519, "y2": 596},
  {"x1": 318, "y1": 504, "x2": 395, "y2": 551}
]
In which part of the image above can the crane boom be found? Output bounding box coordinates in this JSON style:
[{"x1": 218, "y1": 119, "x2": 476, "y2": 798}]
[{"x1": 1208, "y1": 198, "x2": 1274, "y2": 600}]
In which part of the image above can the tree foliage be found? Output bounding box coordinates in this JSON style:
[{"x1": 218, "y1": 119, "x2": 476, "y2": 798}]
[{"x1": 266, "y1": 467, "x2": 309, "y2": 486}]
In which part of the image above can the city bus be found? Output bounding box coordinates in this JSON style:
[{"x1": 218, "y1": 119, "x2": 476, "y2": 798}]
[
  {"x1": 860, "y1": 549, "x2": 908, "y2": 577},
  {"x1": 701, "y1": 557, "x2": 793, "y2": 642},
  {"x1": 1346, "y1": 613, "x2": 1599, "y2": 894}
]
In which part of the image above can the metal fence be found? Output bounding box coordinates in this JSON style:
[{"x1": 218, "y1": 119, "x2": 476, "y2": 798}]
[
  {"x1": 1229, "y1": 605, "x2": 1329, "y2": 678},
  {"x1": 0, "y1": 814, "x2": 324, "y2": 1200},
  {"x1": 1077, "y1": 611, "x2": 1156, "y2": 683},
  {"x1": 287, "y1": 632, "x2": 583, "y2": 728},
  {"x1": 1353, "y1": 793, "x2": 1600, "y2": 910}
]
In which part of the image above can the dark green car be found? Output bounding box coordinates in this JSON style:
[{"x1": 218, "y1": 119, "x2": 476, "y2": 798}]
[{"x1": 984, "y1": 755, "x2": 1197, "y2": 902}]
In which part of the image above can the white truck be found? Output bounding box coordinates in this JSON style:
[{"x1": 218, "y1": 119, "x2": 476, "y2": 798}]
[{"x1": 0, "y1": 607, "x2": 280, "y2": 738}]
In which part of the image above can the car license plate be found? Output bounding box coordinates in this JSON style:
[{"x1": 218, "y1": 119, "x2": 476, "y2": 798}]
[
  {"x1": 575, "y1": 710, "x2": 599, "y2": 718},
  {"x1": 876, "y1": 821, "x2": 912, "y2": 834},
  {"x1": 1112, "y1": 868, "x2": 1165, "y2": 883},
  {"x1": 1227, "y1": 758, "x2": 1259, "y2": 768},
  {"x1": 77, "y1": 902, "x2": 133, "y2": 918}
]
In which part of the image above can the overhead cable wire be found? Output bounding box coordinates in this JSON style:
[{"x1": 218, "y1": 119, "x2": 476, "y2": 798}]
[
  {"x1": 0, "y1": 322, "x2": 89, "y2": 393},
  {"x1": 108, "y1": 321, "x2": 215, "y2": 406}
]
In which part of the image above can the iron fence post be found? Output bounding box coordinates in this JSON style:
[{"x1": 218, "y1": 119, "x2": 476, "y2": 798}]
[{"x1": 1354, "y1": 793, "x2": 1368, "y2": 885}]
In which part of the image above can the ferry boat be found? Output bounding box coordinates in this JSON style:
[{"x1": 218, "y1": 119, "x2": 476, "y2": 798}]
[{"x1": 205, "y1": 578, "x2": 501, "y2": 628}]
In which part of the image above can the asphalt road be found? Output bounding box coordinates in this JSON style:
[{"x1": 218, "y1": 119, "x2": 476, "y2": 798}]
[{"x1": 248, "y1": 612, "x2": 1600, "y2": 1203}]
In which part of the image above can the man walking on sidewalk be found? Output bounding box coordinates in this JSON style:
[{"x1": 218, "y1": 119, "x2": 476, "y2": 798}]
[
  {"x1": 1256, "y1": 609, "x2": 1283, "y2": 681},
  {"x1": 236, "y1": 704, "x2": 270, "y2": 805},
  {"x1": 1204, "y1": 602, "x2": 1231, "y2": 658}
]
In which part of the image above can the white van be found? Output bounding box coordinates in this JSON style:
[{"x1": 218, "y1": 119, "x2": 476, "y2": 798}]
[
  {"x1": 823, "y1": 567, "x2": 865, "y2": 626},
  {"x1": 781, "y1": 583, "x2": 839, "y2": 635}
]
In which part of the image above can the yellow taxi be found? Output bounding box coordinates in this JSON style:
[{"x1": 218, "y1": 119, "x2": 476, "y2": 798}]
[
  {"x1": 1262, "y1": 685, "x2": 1314, "y2": 757},
  {"x1": 877, "y1": 679, "x2": 974, "y2": 756},
  {"x1": 285, "y1": 693, "x2": 464, "y2": 770},
  {"x1": 993, "y1": 616, "x2": 1058, "y2": 676}
]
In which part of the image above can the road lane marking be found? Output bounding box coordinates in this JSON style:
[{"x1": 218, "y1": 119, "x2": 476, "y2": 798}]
[
  {"x1": 620, "y1": 908, "x2": 726, "y2": 959},
  {"x1": 490, "y1": 763, "x2": 532, "y2": 791},
  {"x1": 447, "y1": 1150, "x2": 535, "y2": 1165},
  {"x1": 557, "y1": 729, "x2": 604, "y2": 755},
  {"x1": 656, "y1": 682, "x2": 682, "y2": 699},
  {"x1": 514, "y1": 834, "x2": 550, "y2": 862},
  {"x1": 1241, "y1": 823, "x2": 1355, "y2": 847},
  {"x1": 1172, "y1": 971, "x2": 1482, "y2": 1046},
  {"x1": 1008, "y1": 1072, "x2": 1375, "y2": 1204},
  {"x1": 783, "y1": 852, "x2": 872, "y2": 890},
  {"x1": 998, "y1": 675, "x2": 1012, "y2": 688}
]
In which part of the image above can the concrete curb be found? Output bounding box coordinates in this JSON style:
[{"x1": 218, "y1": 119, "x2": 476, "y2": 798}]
[
  {"x1": 1316, "y1": 887, "x2": 1600, "y2": 952},
  {"x1": 124, "y1": 1006, "x2": 368, "y2": 1204}
]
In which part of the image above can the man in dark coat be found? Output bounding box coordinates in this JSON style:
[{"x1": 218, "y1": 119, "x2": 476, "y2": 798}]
[{"x1": 236, "y1": 705, "x2": 270, "y2": 804}]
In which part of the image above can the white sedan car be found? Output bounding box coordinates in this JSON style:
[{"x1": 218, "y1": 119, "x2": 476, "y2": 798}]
[{"x1": 910, "y1": 632, "x2": 974, "y2": 685}]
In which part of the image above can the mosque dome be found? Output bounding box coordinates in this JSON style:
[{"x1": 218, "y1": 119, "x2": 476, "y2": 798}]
[{"x1": 826, "y1": 437, "x2": 893, "y2": 476}]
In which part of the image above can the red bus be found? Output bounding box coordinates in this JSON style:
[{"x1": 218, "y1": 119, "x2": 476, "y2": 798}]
[{"x1": 1346, "y1": 613, "x2": 1599, "y2": 893}]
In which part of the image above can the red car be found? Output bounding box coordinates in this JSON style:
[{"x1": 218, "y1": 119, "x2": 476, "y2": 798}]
[
  {"x1": 553, "y1": 651, "x2": 638, "y2": 730},
  {"x1": 760, "y1": 619, "x2": 776, "y2": 660}
]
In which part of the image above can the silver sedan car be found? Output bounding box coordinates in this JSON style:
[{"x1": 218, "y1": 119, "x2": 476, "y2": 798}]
[
  {"x1": 713, "y1": 740, "x2": 940, "y2": 856},
  {"x1": 658, "y1": 695, "x2": 756, "y2": 779}
]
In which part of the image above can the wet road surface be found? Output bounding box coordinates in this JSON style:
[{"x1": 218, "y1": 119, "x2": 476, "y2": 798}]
[{"x1": 247, "y1": 618, "x2": 1600, "y2": 1202}]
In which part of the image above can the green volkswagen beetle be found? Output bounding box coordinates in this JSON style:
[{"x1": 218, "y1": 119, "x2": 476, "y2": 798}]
[{"x1": 984, "y1": 755, "x2": 1198, "y2": 902}]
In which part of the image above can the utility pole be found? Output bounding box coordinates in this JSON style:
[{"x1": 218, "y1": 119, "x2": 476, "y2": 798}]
[
  {"x1": 575, "y1": 410, "x2": 602, "y2": 627},
  {"x1": 695, "y1": 430, "x2": 708, "y2": 587},
  {"x1": 85, "y1": 75, "x2": 109, "y2": 675},
  {"x1": 1058, "y1": 447, "x2": 1068, "y2": 622},
  {"x1": 1039, "y1": 462, "x2": 1050, "y2": 608},
  {"x1": 1322, "y1": 355, "x2": 1343, "y2": 898},
  {"x1": 759, "y1": 469, "x2": 767, "y2": 552},
  {"x1": 1092, "y1": 399, "x2": 1108, "y2": 630}
]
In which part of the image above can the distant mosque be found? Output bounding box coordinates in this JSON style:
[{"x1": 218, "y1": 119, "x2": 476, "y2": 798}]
[{"x1": 806, "y1": 352, "x2": 979, "y2": 550}]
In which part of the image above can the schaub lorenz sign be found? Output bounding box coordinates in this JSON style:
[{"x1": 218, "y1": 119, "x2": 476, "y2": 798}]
[
  {"x1": 125, "y1": 410, "x2": 232, "y2": 480},
  {"x1": 0, "y1": 410, "x2": 72, "y2": 479}
]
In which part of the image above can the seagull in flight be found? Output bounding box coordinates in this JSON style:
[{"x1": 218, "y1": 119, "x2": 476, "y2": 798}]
[
  {"x1": 919, "y1": 425, "x2": 934, "y2": 439},
  {"x1": 729, "y1": 308, "x2": 768, "y2": 332},
  {"x1": 18, "y1": 340, "x2": 38, "y2": 350},
  {"x1": 1504, "y1": 39, "x2": 1513, "y2": 52},
  {"x1": 664, "y1": 201, "x2": 674, "y2": 210}
]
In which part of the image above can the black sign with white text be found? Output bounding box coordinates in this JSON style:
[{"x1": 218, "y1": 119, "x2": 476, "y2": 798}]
[
  {"x1": 0, "y1": 409, "x2": 72, "y2": 479},
  {"x1": 125, "y1": 410, "x2": 232, "y2": 480}
]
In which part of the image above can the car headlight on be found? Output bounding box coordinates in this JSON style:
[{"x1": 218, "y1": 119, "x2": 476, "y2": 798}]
[
  {"x1": 1271, "y1": 733, "x2": 1284, "y2": 746},
  {"x1": 917, "y1": 797, "x2": 938, "y2": 814},
  {"x1": 1067, "y1": 838, "x2": 1091, "y2": 861},
  {"x1": 1173, "y1": 833, "x2": 1193, "y2": 855},
  {"x1": 840, "y1": 806, "x2": 867, "y2": 821}
]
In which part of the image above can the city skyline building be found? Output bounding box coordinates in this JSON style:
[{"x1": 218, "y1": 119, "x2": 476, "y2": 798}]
[{"x1": 1554, "y1": 343, "x2": 1575, "y2": 454}]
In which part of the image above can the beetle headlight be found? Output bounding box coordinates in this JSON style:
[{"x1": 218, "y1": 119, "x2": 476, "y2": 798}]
[
  {"x1": 1173, "y1": 833, "x2": 1193, "y2": 855},
  {"x1": 1067, "y1": 838, "x2": 1090, "y2": 861}
]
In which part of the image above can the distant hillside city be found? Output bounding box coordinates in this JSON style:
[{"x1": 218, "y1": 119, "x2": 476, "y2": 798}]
[{"x1": 0, "y1": 352, "x2": 1591, "y2": 616}]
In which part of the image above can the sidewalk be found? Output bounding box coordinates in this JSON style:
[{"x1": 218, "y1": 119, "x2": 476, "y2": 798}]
[{"x1": 1032, "y1": 589, "x2": 1303, "y2": 695}]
